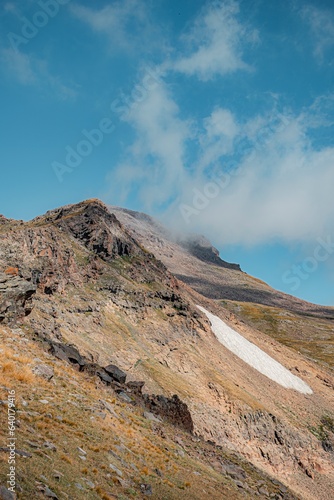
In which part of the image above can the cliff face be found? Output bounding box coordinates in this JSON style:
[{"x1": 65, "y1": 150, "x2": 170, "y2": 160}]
[{"x1": 0, "y1": 199, "x2": 333, "y2": 500}]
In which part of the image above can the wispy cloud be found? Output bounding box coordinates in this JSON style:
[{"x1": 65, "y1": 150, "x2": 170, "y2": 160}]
[
  {"x1": 196, "y1": 108, "x2": 240, "y2": 172},
  {"x1": 0, "y1": 47, "x2": 36, "y2": 84},
  {"x1": 103, "y1": 0, "x2": 334, "y2": 248},
  {"x1": 172, "y1": 0, "x2": 258, "y2": 80},
  {"x1": 304, "y1": 93, "x2": 334, "y2": 131},
  {"x1": 70, "y1": 0, "x2": 163, "y2": 55},
  {"x1": 0, "y1": 47, "x2": 78, "y2": 100},
  {"x1": 107, "y1": 79, "x2": 192, "y2": 208},
  {"x1": 300, "y1": 4, "x2": 334, "y2": 61},
  {"x1": 109, "y1": 80, "x2": 334, "y2": 246}
]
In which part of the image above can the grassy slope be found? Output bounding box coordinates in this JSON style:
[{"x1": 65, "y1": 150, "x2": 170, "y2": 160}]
[
  {"x1": 221, "y1": 300, "x2": 334, "y2": 371},
  {"x1": 0, "y1": 325, "x2": 290, "y2": 500}
]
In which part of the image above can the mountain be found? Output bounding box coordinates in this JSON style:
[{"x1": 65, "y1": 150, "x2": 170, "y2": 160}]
[
  {"x1": 0, "y1": 199, "x2": 333, "y2": 500},
  {"x1": 111, "y1": 206, "x2": 334, "y2": 370}
]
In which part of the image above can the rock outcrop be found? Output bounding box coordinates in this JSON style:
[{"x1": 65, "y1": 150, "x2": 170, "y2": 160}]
[
  {"x1": 143, "y1": 394, "x2": 194, "y2": 433},
  {"x1": 179, "y1": 234, "x2": 241, "y2": 270},
  {"x1": 0, "y1": 272, "x2": 36, "y2": 324}
]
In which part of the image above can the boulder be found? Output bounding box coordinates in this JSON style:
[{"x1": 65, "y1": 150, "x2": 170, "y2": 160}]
[
  {"x1": 96, "y1": 369, "x2": 113, "y2": 385},
  {"x1": 49, "y1": 342, "x2": 85, "y2": 369},
  {"x1": 0, "y1": 486, "x2": 16, "y2": 500},
  {"x1": 104, "y1": 364, "x2": 127, "y2": 384}
]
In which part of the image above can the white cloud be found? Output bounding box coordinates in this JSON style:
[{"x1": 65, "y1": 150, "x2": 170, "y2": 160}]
[
  {"x1": 0, "y1": 47, "x2": 78, "y2": 100},
  {"x1": 107, "y1": 79, "x2": 334, "y2": 248},
  {"x1": 101, "y1": 0, "x2": 333, "y2": 248},
  {"x1": 204, "y1": 108, "x2": 239, "y2": 140},
  {"x1": 71, "y1": 0, "x2": 161, "y2": 54},
  {"x1": 300, "y1": 4, "x2": 334, "y2": 60},
  {"x1": 0, "y1": 47, "x2": 36, "y2": 84},
  {"x1": 195, "y1": 108, "x2": 240, "y2": 174},
  {"x1": 107, "y1": 79, "x2": 191, "y2": 209},
  {"x1": 172, "y1": 0, "x2": 258, "y2": 80},
  {"x1": 171, "y1": 109, "x2": 334, "y2": 246}
]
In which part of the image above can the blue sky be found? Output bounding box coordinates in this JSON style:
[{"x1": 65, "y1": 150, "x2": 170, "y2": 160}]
[{"x1": 1, "y1": 0, "x2": 334, "y2": 306}]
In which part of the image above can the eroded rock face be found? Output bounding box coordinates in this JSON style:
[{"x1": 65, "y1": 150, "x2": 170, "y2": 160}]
[
  {"x1": 0, "y1": 200, "x2": 174, "y2": 299},
  {"x1": 143, "y1": 394, "x2": 194, "y2": 433},
  {"x1": 50, "y1": 201, "x2": 143, "y2": 261},
  {"x1": 0, "y1": 226, "x2": 82, "y2": 296},
  {"x1": 0, "y1": 273, "x2": 36, "y2": 324}
]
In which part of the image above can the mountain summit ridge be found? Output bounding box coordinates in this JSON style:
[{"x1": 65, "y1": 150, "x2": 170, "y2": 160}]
[{"x1": 109, "y1": 204, "x2": 334, "y2": 316}]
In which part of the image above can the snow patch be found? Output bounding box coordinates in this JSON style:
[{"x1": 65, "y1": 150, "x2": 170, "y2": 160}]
[{"x1": 197, "y1": 306, "x2": 313, "y2": 395}]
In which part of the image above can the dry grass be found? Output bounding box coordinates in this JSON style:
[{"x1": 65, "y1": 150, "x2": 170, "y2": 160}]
[
  {"x1": 1, "y1": 361, "x2": 35, "y2": 384},
  {"x1": 0, "y1": 348, "x2": 36, "y2": 385},
  {"x1": 0, "y1": 325, "x2": 258, "y2": 500}
]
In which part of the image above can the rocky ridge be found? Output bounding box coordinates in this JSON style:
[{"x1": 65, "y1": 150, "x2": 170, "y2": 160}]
[{"x1": 110, "y1": 206, "x2": 334, "y2": 318}]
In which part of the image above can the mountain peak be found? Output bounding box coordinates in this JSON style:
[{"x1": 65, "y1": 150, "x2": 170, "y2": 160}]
[
  {"x1": 109, "y1": 205, "x2": 241, "y2": 270},
  {"x1": 177, "y1": 233, "x2": 241, "y2": 270}
]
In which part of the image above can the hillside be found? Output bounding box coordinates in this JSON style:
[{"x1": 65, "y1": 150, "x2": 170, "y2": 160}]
[
  {"x1": 0, "y1": 199, "x2": 333, "y2": 500},
  {"x1": 111, "y1": 207, "x2": 334, "y2": 371}
]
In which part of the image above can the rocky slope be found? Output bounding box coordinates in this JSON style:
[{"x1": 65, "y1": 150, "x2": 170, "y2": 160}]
[
  {"x1": 111, "y1": 206, "x2": 334, "y2": 370},
  {"x1": 0, "y1": 323, "x2": 299, "y2": 500},
  {"x1": 0, "y1": 199, "x2": 333, "y2": 500},
  {"x1": 110, "y1": 207, "x2": 334, "y2": 316}
]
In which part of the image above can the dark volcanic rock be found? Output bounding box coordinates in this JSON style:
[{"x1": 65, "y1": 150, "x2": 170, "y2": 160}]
[
  {"x1": 0, "y1": 272, "x2": 36, "y2": 324},
  {"x1": 143, "y1": 394, "x2": 194, "y2": 433},
  {"x1": 96, "y1": 369, "x2": 113, "y2": 385},
  {"x1": 53, "y1": 201, "x2": 142, "y2": 261},
  {"x1": 104, "y1": 364, "x2": 127, "y2": 384},
  {"x1": 48, "y1": 342, "x2": 86, "y2": 369},
  {"x1": 179, "y1": 234, "x2": 241, "y2": 271}
]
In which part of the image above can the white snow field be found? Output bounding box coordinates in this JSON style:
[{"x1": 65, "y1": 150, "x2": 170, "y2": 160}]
[{"x1": 197, "y1": 306, "x2": 313, "y2": 395}]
